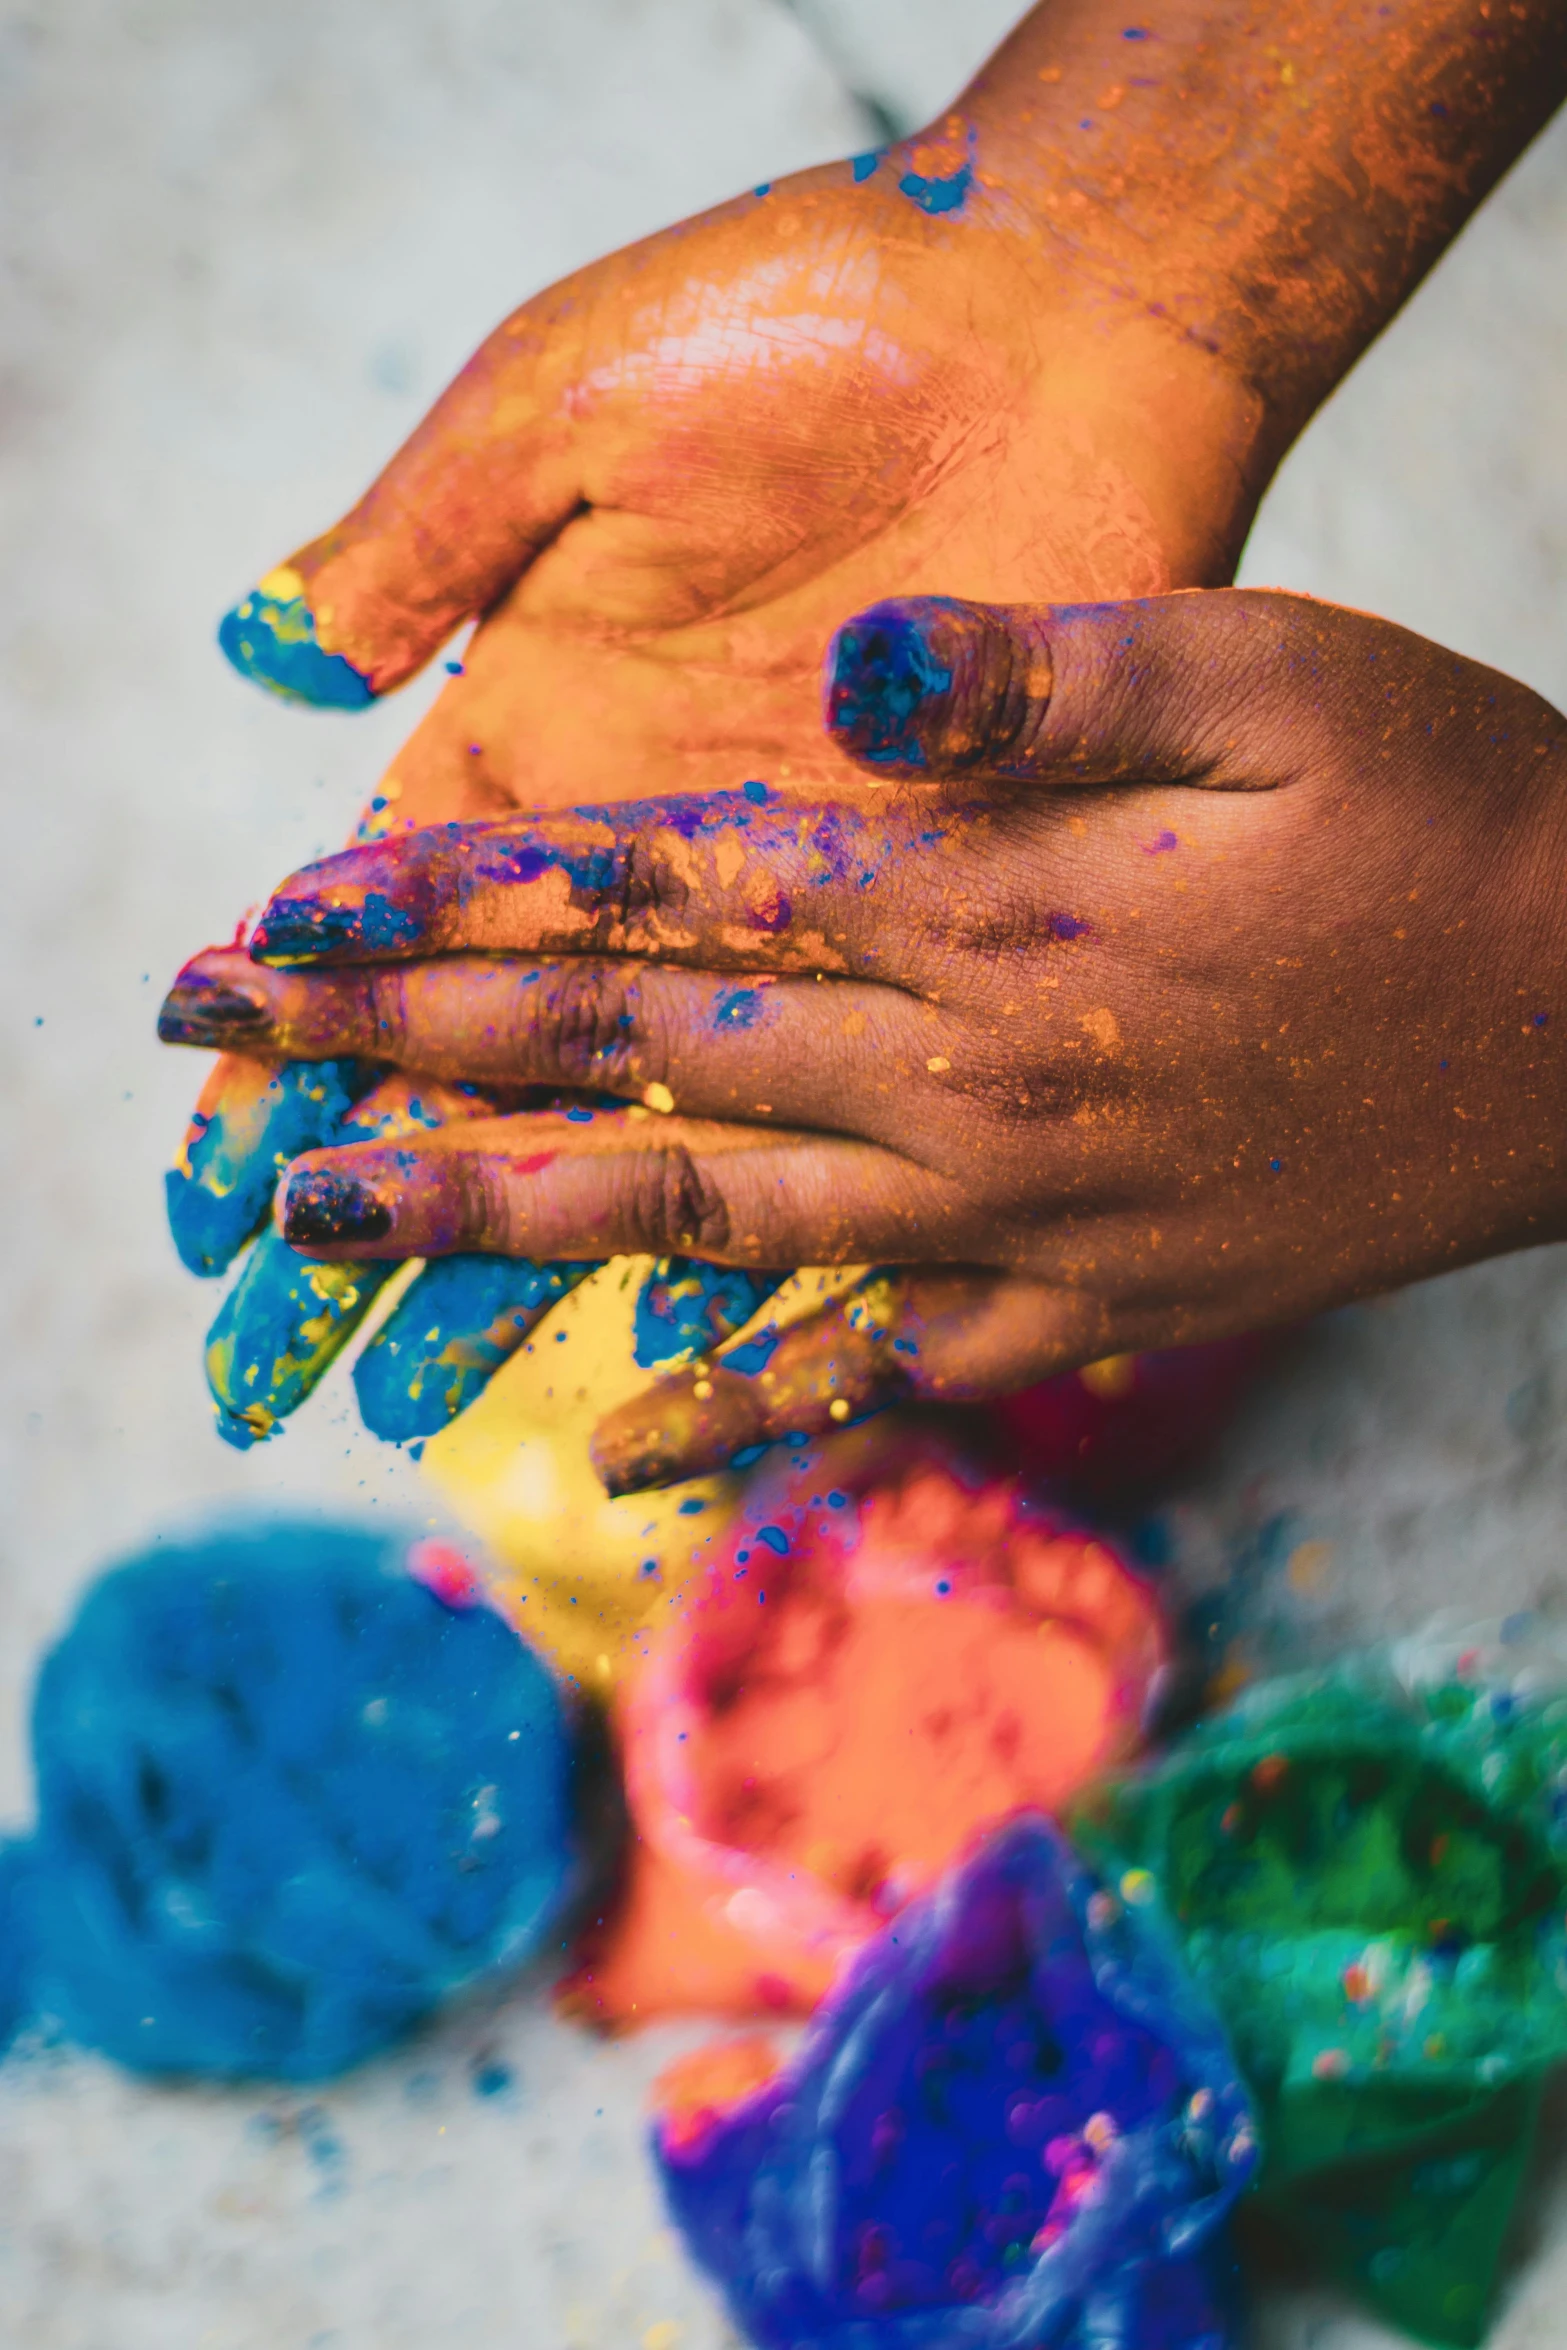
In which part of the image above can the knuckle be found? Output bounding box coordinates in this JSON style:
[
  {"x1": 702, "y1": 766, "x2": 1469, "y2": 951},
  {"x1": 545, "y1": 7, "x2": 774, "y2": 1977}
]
[
  {"x1": 544, "y1": 962, "x2": 649, "y2": 1086},
  {"x1": 624, "y1": 1145, "x2": 732, "y2": 1256},
  {"x1": 578, "y1": 827, "x2": 690, "y2": 942},
  {"x1": 367, "y1": 969, "x2": 413, "y2": 1057}
]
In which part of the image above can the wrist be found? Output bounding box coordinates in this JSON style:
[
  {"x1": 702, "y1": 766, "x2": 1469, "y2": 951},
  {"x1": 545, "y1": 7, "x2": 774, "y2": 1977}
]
[{"x1": 948, "y1": 0, "x2": 1567, "y2": 457}]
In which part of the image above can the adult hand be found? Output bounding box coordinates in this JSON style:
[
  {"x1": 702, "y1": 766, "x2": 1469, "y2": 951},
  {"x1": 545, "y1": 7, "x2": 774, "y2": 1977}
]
[{"x1": 163, "y1": 589, "x2": 1567, "y2": 1488}]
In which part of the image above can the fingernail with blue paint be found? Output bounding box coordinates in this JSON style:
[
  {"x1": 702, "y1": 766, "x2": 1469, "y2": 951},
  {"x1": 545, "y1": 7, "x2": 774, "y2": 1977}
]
[
  {"x1": 218, "y1": 568, "x2": 374, "y2": 710},
  {"x1": 283, "y1": 1168, "x2": 393, "y2": 1247},
  {"x1": 825, "y1": 599, "x2": 959, "y2": 770},
  {"x1": 157, "y1": 977, "x2": 273, "y2": 1048},
  {"x1": 250, "y1": 836, "x2": 443, "y2": 965}
]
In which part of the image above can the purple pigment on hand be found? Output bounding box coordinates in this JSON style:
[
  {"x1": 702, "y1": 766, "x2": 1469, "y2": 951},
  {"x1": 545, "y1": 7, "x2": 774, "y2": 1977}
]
[{"x1": 654, "y1": 1816, "x2": 1256, "y2": 2349}]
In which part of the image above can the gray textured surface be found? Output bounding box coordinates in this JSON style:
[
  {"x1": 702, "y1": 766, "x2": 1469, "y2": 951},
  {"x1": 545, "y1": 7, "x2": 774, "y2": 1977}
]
[{"x1": 3, "y1": 2, "x2": 1567, "y2": 2342}]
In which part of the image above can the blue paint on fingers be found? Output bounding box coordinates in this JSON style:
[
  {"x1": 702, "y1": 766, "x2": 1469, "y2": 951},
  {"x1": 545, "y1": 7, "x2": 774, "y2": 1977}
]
[
  {"x1": 219, "y1": 586, "x2": 374, "y2": 709},
  {"x1": 633, "y1": 1261, "x2": 790, "y2": 1370},
  {"x1": 166, "y1": 1056, "x2": 370, "y2": 1278},
  {"x1": 355, "y1": 1255, "x2": 600, "y2": 1443},
  {"x1": 205, "y1": 1231, "x2": 394, "y2": 1447}
]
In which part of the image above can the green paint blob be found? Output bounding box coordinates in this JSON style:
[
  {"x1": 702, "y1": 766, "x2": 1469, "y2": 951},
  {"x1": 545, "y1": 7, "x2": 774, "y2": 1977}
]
[{"x1": 1072, "y1": 1658, "x2": 1567, "y2": 2346}]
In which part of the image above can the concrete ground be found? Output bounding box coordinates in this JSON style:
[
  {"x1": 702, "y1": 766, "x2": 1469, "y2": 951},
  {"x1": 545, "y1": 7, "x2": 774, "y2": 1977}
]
[{"x1": 3, "y1": 2, "x2": 1567, "y2": 2342}]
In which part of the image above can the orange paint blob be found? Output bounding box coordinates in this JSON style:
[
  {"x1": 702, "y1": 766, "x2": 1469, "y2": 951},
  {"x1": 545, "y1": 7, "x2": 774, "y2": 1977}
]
[{"x1": 566, "y1": 1436, "x2": 1166, "y2": 2027}]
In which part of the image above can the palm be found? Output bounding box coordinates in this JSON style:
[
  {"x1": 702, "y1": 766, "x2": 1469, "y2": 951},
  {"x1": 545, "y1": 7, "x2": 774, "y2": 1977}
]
[{"x1": 343, "y1": 156, "x2": 1256, "y2": 829}]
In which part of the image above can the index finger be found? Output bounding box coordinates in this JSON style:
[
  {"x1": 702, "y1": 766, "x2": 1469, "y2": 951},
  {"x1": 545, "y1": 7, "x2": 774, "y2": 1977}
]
[{"x1": 250, "y1": 787, "x2": 930, "y2": 975}]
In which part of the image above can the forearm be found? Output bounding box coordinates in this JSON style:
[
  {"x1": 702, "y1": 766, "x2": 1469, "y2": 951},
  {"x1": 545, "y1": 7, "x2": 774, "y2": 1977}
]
[{"x1": 955, "y1": 0, "x2": 1567, "y2": 458}]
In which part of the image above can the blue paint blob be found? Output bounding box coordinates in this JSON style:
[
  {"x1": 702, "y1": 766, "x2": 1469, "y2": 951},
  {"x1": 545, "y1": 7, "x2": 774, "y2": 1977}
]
[
  {"x1": 743, "y1": 778, "x2": 770, "y2": 805},
  {"x1": 897, "y1": 130, "x2": 977, "y2": 219},
  {"x1": 633, "y1": 1261, "x2": 788, "y2": 1370},
  {"x1": 0, "y1": 1847, "x2": 37, "y2": 2054},
  {"x1": 826, "y1": 605, "x2": 958, "y2": 768},
  {"x1": 166, "y1": 1057, "x2": 370, "y2": 1278},
  {"x1": 655, "y1": 1816, "x2": 1256, "y2": 2349},
  {"x1": 851, "y1": 151, "x2": 881, "y2": 182},
  {"x1": 754, "y1": 1525, "x2": 789, "y2": 1557},
  {"x1": 11, "y1": 1519, "x2": 576, "y2": 2079},
  {"x1": 354, "y1": 1255, "x2": 598, "y2": 1443},
  {"x1": 219, "y1": 591, "x2": 374, "y2": 710}
]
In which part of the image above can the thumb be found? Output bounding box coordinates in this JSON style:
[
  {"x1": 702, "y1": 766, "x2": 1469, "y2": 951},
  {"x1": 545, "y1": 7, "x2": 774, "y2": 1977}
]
[
  {"x1": 219, "y1": 293, "x2": 586, "y2": 706},
  {"x1": 823, "y1": 589, "x2": 1336, "y2": 788}
]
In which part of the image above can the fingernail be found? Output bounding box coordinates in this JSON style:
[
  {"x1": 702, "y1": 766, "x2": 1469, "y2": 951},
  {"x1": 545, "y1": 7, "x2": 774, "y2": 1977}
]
[
  {"x1": 826, "y1": 597, "x2": 1050, "y2": 775},
  {"x1": 157, "y1": 980, "x2": 272, "y2": 1046},
  {"x1": 251, "y1": 887, "x2": 424, "y2": 965},
  {"x1": 283, "y1": 1168, "x2": 392, "y2": 1245},
  {"x1": 218, "y1": 567, "x2": 374, "y2": 710},
  {"x1": 825, "y1": 602, "x2": 956, "y2": 769},
  {"x1": 251, "y1": 897, "x2": 368, "y2": 962}
]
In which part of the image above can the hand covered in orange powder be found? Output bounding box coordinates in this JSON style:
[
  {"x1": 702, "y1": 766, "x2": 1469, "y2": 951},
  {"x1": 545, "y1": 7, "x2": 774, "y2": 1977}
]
[
  {"x1": 215, "y1": 0, "x2": 1566, "y2": 824},
  {"x1": 167, "y1": 590, "x2": 1567, "y2": 1491}
]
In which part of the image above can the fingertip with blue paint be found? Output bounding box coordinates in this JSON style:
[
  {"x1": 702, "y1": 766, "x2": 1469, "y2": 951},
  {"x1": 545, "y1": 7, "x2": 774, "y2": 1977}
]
[
  {"x1": 633, "y1": 1261, "x2": 789, "y2": 1371},
  {"x1": 204, "y1": 1228, "x2": 394, "y2": 1445},
  {"x1": 218, "y1": 568, "x2": 374, "y2": 709},
  {"x1": 825, "y1": 600, "x2": 956, "y2": 769},
  {"x1": 166, "y1": 1055, "x2": 371, "y2": 1277},
  {"x1": 354, "y1": 1255, "x2": 600, "y2": 1444}
]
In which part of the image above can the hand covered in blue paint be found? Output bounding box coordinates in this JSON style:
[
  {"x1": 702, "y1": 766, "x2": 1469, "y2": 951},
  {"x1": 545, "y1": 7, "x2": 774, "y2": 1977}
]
[{"x1": 162, "y1": 590, "x2": 1567, "y2": 1490}]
